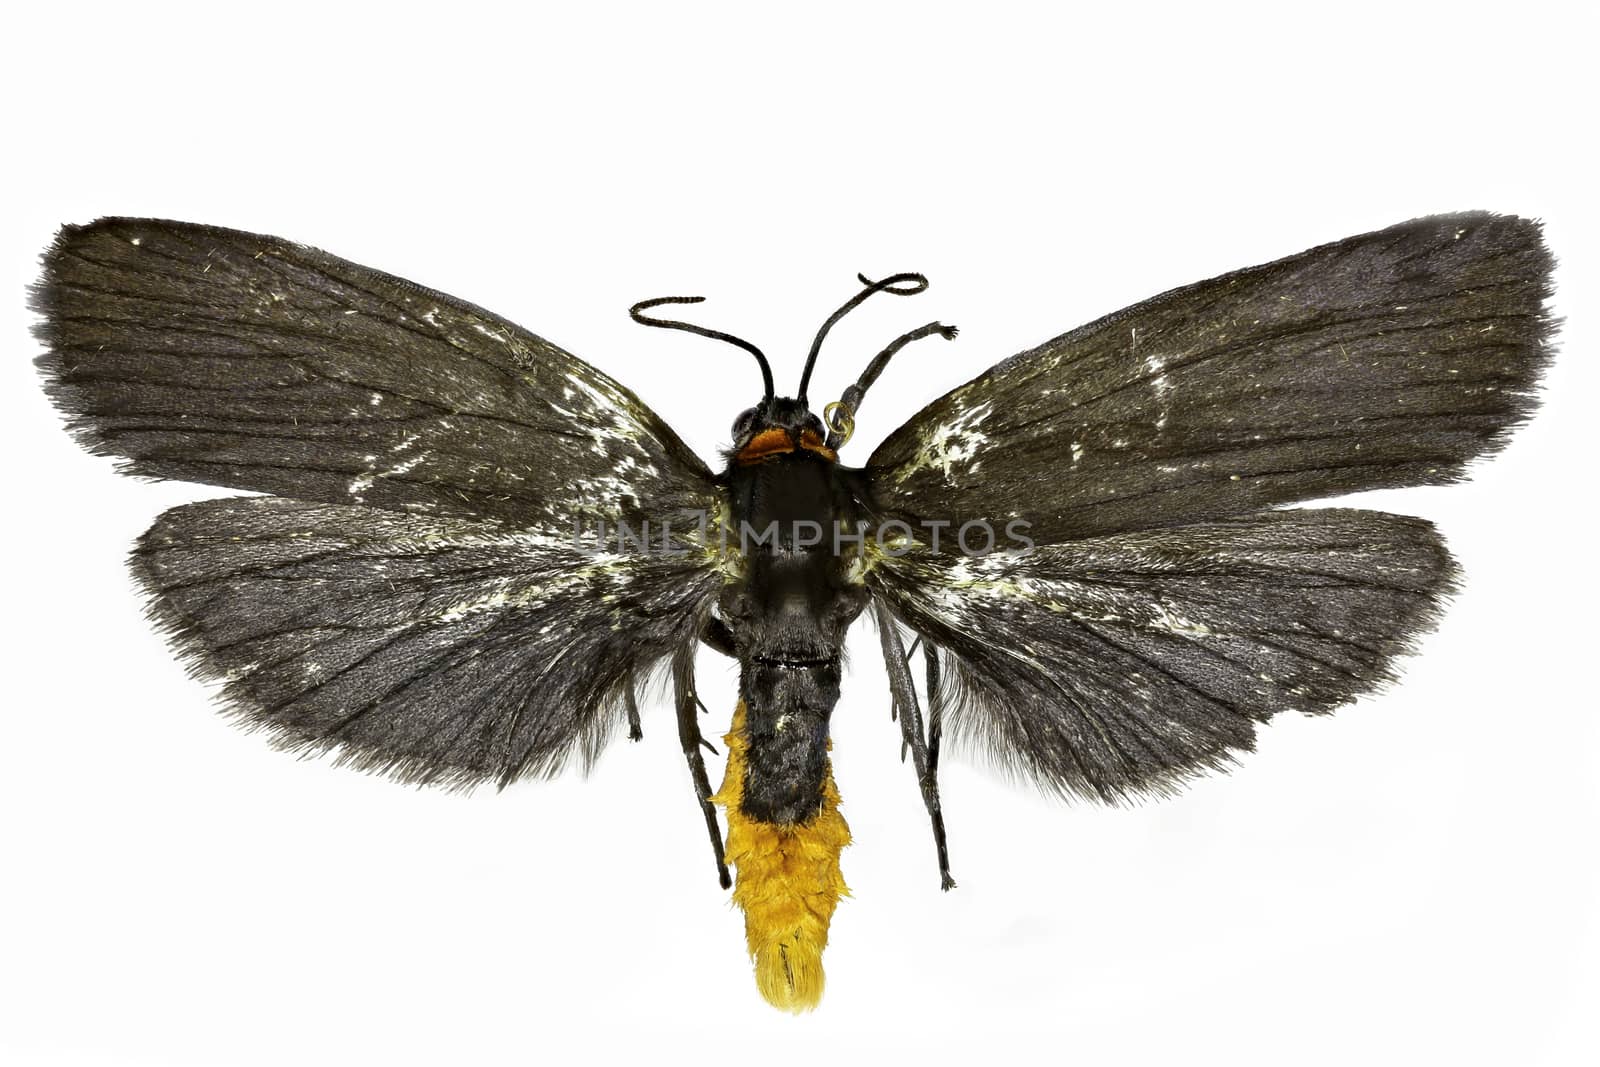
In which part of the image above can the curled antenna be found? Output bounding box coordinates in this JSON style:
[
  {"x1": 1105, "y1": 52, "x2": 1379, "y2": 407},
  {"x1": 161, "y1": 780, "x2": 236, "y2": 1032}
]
[
  {"x1": 630, "y1": 296, "x2": 775, "y2": 403},
  {"x1": 797, "y1": 272, "x2": 929, "y2": 403},
  {"x1": 824, "y1": 321, "x2": 959, "y2": 450}
]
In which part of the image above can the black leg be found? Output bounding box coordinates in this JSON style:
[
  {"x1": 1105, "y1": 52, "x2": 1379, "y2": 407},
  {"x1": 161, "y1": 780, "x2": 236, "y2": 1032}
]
[
  {"x1": 624, "y1": 682, "x2": 643, "y2": 742},
  {"x1": 924, "y1": 643, "x2": 943, "y2": 777},
  {"x1": 923, "y1": 642, "x2": 951, "y2": 886},
  {"x1": 672, "y1": 644, "x2": 731, "y2": 889},
  {"x1": 872, "y1": 601, "x2": 956, "y2": 891},
  {"x1": 889, "y1": 635, "x2": 923, "y2": 747}
]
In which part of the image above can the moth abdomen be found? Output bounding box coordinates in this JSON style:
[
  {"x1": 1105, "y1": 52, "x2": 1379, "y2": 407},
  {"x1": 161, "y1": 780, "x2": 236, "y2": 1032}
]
[
  {"x1": 738, "y1": 661, "x2": 840, "y2": 824},
  {"x1": 713, "y1": 700, "x2": 850, "y2": 1013}
]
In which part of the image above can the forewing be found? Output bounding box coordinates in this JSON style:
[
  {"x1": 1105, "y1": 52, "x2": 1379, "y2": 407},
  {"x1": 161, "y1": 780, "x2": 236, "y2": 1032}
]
[
  {"x1": 866, "y1": 213, "x2": 1555, "y2": 542},
  {"x1": 35, "y1": 218, "x2": 715, "y2": 526},
  {"x1": 135, "y1": 496, "x2": 722, "y2": 787},
  {"x1": 867, "y1": 509, "x2": 1456, "y2": 801}
]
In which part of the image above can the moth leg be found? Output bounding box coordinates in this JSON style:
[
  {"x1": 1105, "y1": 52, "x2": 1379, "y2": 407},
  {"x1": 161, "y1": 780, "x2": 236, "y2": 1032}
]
[
  {"x1": 890, "y1": 635, "x2": 923, "y2": 741},
  {"x1": 672, "y1": 644, "x2": 732, "y2": 889},
  {"x1": 700, "y1": 616, "x2": 736, "y2": 658},
  {"x1": 624, "y1": 682, "x2": 643, "y2": 742},
  {"x1": 924, "y1": 642, "x2": 944, "y2": 787},
  {"x1": 872, "y1": 601, "x2": 956, "y2": 890}
]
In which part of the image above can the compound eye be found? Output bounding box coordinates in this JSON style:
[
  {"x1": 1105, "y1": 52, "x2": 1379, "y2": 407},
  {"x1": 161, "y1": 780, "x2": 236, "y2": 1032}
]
[{"x1": 731, "y1": 408, "x2": 758, "y2": 438}]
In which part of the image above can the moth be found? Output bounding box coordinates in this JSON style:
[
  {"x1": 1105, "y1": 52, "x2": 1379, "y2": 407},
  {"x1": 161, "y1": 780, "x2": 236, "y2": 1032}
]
[{"x1": 34, "y1": 214, "x2": 1554, "y2": 1012}]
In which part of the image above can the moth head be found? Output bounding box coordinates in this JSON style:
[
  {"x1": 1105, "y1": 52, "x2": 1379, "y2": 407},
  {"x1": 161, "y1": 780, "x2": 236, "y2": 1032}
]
[
  {"x1": 729, "y1": 396, "x2": 827, "y2": 457},
  {"x1": 629, "y1": 274, "x2": 957, "y2": 454}
]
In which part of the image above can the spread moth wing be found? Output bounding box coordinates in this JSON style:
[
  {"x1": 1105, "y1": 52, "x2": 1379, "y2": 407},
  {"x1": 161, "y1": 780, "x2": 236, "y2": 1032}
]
[
  {"x1": 34, "y1": 217, "x2": 716, "y2": 527},
  {"x1": 134, "y1": 498, "x2": 720, "y2": 787},
  {"x1": 860, "y1": 213, "x2": 1554, "y2": 800},
  {"x1": 868, "y1": 509, "x2": 1457, "y2": 801},
  {"x1": 35, "y1": 219, "x2": 725, "y2": 784},
  {"x1": 865, "y1": 212, "x2": 1555, "y2": 542}
]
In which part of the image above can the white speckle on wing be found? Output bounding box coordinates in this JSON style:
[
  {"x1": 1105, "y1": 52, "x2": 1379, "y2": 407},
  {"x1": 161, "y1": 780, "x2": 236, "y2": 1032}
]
[
  {"x1": 579, "y1": 458, "x2": 660, "y2": 521},
  {"x1": 429, "y1": 548, "x2": 644, "y2": 626},
  {"x1": 387, "y1": 453, "x2": 426, "y2": 477},
  {"x1": 439, "y1": 585, "x2": 513, "y2": 623},
  {"x1": 422, "y1": 307, "x2": 442, "y2": 327},
  {"x1": 368, "y1": 392, "x2": 383, "y2": 406},
  {"x1": 1152, "y1": 603, "x2": 1213, "y2": 636},
  {"x1": 552, "y1": 373, "x2": 651, "y2": 460},
  {"x1": 1138, "y1": 328, "x2": 1173, "y2": 432},
  {"x1": 347, "y1": 435, "x2": 431, "y2": 499},
  {"x1": 569, "y1": 470, "x2": 645, "y2": 510},
  {"x1": 1071, "y1": 441, "x2": 1084, "y2": 464},
  {"x1": 896, "y1": 400, "x2": 993, "y2": 482}
]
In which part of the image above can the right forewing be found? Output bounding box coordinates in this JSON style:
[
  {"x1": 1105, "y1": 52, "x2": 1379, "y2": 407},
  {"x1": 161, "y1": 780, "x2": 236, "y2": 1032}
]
[{"x1": 866, "y1": 213, "x2": 1555, "y2": 543}]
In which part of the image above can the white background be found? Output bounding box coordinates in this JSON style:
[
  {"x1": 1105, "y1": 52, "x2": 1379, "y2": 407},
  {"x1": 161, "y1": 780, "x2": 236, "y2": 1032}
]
[{"x1": 3, "y1": 4, "x2": 1595, "y2": 1065}]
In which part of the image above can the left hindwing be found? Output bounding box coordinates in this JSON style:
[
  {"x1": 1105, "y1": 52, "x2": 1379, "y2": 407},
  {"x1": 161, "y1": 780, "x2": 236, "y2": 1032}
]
[
  {"x1": 135, "y1": 497, "x2": 721, "y2": 788},
  {"x1": 867, "y1": 509, "x2": 1456, "y2": 801}
]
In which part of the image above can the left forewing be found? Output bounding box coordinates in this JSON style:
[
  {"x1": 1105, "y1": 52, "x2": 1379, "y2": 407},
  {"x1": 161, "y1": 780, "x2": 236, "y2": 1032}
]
[
  {"x1": 866, "y1": 509, "x2": 1457, "y2": 802},
  {"x1": 34, "y1": 217, "x2": 714, "y2": 527}
]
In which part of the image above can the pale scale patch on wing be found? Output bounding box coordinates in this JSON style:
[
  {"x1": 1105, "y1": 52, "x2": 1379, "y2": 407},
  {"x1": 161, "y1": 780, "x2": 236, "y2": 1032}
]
[{"x1": 889, "y1": 398, "x2": 994, "y2": 484}]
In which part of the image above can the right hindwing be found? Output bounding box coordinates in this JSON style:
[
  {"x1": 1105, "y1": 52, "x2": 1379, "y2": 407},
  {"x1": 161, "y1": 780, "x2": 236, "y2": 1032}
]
[{"x1": 866, "y1": 509, "x2": 1457, "y2": 801}]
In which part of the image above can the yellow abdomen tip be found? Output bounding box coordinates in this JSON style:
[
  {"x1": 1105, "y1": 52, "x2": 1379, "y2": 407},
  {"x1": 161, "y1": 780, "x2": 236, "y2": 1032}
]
[{"x1": 712, "y1": 701, "x2": 851, "y2": 1013}]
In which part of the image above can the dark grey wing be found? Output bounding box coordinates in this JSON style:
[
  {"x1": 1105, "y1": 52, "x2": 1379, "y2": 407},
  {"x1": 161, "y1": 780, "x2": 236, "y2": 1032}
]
[
  {"x1": 865, "y1": 213, "x2": 1555, "y2": 542},
  {"x1": 135, "y1": 497, "x2": 722, "y2": 788},
  {"x1": 866, "y1": 510, "x2": 1456, "y2": 801},
  {"x1": 35, "y1": 218, "x2": 729, "y2": 785},
  {"x1": 35, "y1": 217, "x2": 714, "y2": 527}
]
